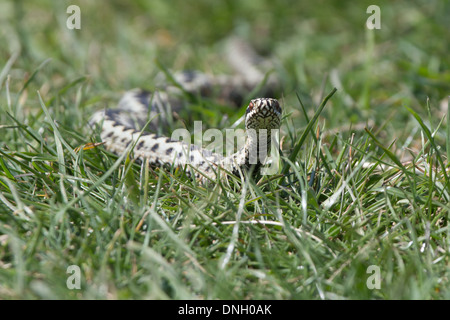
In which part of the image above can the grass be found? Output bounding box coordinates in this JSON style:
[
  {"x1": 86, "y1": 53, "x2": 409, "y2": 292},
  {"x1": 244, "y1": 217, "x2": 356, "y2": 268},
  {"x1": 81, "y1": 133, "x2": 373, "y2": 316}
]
[{"x1": 0, "y1": 0, "x2": 449, "y2": 299}]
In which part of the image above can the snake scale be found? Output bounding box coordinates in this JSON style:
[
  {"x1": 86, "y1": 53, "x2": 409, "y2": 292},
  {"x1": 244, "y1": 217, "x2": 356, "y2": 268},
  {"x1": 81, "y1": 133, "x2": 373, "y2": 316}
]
[{"x1": 89, "y1": 38, "x2": 282, "y2": 181}]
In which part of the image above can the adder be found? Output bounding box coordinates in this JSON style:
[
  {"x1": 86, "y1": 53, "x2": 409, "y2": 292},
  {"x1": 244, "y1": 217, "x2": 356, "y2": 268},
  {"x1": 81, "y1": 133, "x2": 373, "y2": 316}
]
[{"x1": 89, "y1": 37, "x2": 282, "y2": 181}]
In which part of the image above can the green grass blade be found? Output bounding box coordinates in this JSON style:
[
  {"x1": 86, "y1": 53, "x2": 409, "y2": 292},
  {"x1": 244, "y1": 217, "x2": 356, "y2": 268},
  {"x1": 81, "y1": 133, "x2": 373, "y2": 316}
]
[{"x1": 405, "y1": 106, "x2": 449, "y2": 186}]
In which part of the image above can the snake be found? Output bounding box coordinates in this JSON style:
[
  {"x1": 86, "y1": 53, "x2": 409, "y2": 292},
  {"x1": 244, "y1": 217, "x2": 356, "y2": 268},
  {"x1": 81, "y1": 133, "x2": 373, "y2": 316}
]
[{"x1": 89, "y1": 38, "x2": 282, "y2": 181}]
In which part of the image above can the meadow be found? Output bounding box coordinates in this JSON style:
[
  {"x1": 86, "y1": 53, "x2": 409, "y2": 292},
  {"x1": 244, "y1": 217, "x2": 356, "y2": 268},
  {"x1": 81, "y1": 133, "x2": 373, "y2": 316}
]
[{"x1": 0, "y1": 0, "x2": 449, "y2": 299}]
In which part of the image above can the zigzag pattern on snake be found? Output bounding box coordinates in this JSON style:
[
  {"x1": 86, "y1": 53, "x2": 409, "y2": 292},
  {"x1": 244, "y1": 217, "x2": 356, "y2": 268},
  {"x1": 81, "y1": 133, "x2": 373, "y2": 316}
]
[{"x1": 89, "y1": 37, "x2": 282, "y2": 181}]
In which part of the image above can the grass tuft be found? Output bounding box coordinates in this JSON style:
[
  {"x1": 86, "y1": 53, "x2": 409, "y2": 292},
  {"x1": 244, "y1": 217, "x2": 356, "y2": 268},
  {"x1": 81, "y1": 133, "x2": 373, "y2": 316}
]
[{"x1": 0, "y1": 0, "x2": 449, "y2": 300}]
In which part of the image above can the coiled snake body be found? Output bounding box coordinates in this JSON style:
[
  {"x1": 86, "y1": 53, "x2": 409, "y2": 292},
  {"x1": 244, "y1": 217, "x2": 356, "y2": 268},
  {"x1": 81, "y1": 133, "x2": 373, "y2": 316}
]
[{"x1": 89, "y1": 38, "x2": 281, "y2": 181}]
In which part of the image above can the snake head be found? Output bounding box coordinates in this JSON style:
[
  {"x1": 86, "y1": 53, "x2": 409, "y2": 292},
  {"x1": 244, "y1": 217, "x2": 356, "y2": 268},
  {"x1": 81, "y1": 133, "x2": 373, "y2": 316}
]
[{"x1": 245, "y1": 98, "x2": 282, "y2": 131}]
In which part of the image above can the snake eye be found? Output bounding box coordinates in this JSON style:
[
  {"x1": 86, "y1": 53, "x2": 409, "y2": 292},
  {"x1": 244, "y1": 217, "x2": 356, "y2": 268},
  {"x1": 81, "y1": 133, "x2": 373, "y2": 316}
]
[{"x1": 248, "y1": 101, "x2": 254, "y2": 111}]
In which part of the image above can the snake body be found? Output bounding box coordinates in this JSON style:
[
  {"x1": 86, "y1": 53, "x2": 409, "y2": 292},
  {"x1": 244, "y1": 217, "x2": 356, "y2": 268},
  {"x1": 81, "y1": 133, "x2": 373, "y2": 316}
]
[{"x1": 89, "y1": 38, "x2": 281, "y2": 180}]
